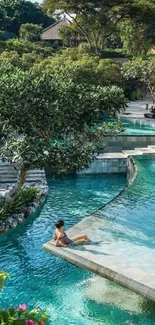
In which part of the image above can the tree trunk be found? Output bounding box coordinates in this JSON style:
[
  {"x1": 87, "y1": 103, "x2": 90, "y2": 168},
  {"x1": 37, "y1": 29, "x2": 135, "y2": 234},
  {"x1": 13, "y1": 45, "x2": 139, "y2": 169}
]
[{"x1": 18, "y1": 166, "x2": 27, "y2": 188}]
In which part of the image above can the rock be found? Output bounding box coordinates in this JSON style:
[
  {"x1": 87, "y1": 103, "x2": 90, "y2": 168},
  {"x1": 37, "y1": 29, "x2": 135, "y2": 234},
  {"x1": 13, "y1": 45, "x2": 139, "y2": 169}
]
[
  {"x1": 144, "y1": 113, "x2": 155, "y2": 119},
  {"x1": 31, "y1": 200, "x2": 40, "y2": 209},
  {"x1": 28, "y1": 206, "x2": 36, "y2": 214},
  {"x1": 11, "y1": 219, "x2": 18, "y2": 228},
  {"x1": 24, "y1": 208, "x2": 32, "y2": 218},
  {"x1": 5, "y1": 216, "x2": 18, "y2": 230},
  {"x1": 13, "y1": 213, "x2": 25, "y2": 224},
  {"x1": 39, "y1": 195, "x2": 46, "y2": 204},
  {"x1": 6, "y1": 216, "x2": 14, "y2": 227},
  {"x1": 0, "y1": 220, "x2": 6, "y2": 233},
  {"x1": 6, "y1": 216, "x2": 18, "y2": 228},
  {"x1": 0, "y1": 178, "x2": 49, "y2": 234}
]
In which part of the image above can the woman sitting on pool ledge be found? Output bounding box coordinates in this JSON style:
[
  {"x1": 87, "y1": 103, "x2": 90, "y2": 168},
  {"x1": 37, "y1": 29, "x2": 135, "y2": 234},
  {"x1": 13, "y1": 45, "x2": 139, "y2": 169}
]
[{"x1": 53, "y1": 219, "x2": 90, "y2": 247}]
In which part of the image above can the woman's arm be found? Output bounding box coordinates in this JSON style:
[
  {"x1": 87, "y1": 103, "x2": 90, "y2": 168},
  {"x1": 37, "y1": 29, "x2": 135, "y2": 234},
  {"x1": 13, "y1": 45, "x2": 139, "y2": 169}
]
[{"x1": 55, "y1": 239, "x2": 66, "y2": 247}]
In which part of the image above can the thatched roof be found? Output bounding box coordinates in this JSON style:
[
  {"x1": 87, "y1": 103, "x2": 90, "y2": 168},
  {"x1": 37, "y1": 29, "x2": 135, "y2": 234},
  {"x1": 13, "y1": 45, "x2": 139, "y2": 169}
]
[{"x1": 41, "y1": 17, "x2": 71, "y2": 41}]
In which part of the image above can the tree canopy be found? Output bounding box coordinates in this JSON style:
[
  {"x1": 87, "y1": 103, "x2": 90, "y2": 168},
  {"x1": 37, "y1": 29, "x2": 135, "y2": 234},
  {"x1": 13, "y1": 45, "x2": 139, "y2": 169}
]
[
  {"x1": 0, "y1": 60, "x2": 126, "y2": 185},
  {"x1": 123, "y1": 57, "x2": 155, "y2": 99},
  {"x1": 19, "y1": 23, "x2": 43, "y2": 42},
  {"x1": 43, "y1": 0, "x2": 155, "y2": 53},
  {"x1": 0, "y1": 0, "x2": 54, "y2": 35}
]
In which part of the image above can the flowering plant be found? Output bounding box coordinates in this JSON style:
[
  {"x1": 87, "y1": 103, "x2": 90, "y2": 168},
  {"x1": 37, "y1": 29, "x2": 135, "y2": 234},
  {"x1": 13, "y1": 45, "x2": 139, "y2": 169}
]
[
  {"x1": 0, "y1": 304, "x2": 48, "y2": 325},
  {"x1": 0, "y1": 272, "x2": 48, "y2": 325}
]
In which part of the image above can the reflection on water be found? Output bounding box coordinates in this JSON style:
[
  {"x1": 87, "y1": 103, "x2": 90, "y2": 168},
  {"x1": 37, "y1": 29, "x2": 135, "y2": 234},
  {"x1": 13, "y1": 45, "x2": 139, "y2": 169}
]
[{"x1": 85, "y1": 277, "x2": 144, "y2": 314}]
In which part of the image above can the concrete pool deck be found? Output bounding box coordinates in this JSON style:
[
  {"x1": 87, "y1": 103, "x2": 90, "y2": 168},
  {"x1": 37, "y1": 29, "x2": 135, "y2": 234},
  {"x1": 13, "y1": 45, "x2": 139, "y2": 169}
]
[{"x1": 43, "y1": 215, "x2": 155, "y2": 302}]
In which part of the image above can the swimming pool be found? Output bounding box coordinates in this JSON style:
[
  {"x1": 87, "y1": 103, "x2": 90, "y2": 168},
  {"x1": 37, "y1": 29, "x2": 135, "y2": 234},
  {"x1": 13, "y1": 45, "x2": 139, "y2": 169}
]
[
  {"x1": 0, "y1": 174, "x2": 126, "y2": 325},
  {"x1": 122, "y1": 118, "x2": 155, "y2": 135},
  {"x1": 1, "y1": 159, "x2": 155, "y2": 325}
]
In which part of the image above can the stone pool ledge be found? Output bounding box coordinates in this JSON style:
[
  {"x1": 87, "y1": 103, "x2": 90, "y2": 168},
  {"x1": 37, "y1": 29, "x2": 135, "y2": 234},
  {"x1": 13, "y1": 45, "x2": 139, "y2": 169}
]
[
  {"x1": 43, "y1": 215, "x2": 155, "y2": 303},
  {"x1": 77, "y1": 153, "x2": 128, "y2": 174}
]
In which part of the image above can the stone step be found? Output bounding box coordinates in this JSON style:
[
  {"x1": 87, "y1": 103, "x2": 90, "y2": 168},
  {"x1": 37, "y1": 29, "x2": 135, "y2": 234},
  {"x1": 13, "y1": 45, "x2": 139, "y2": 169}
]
[
  {"x1": 26, "y1": 172, "x2": 45, "y2": 176},
  {"x1": 26, "y1": 179, "x2": 46, "y2": 182},
  {"x1": 0, "y1": 178, "x2": 18, "y2": 182},
  {"x1": 122, "y1": 150, "x2": 142, "y2": 156},
  {"x1": 0, "y1": 162, "x2": 12, "y2": 166},
  {"x1": 0, "y1": 170, "x2": 17, "y2": 174},
  {"x1": 0, "y1": 165, "x2": 16, "y2": 169},
  {"x1": 135, "y1": 148, "x2": 155, "y2": 153},
  {"x1": 27, "y1": 169, "x2": 45, "y2": 173}
]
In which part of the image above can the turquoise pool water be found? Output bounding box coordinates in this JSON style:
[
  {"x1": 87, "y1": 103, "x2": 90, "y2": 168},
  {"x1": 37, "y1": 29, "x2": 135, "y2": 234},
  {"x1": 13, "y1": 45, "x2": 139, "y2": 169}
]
[
  {"x1": 1, "y1": 158, "x2": 155, "y2": 325},
  {"x1": 122, "y1": 118, "x2": 155, "y2": 135},
  {"x1": 0, "y1": 174, "x2": 126, "y2": 324}
]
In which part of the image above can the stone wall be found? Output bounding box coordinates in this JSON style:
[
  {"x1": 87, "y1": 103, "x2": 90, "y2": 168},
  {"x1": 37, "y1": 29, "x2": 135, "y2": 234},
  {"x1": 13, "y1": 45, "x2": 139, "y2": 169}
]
[
  {"x1": 77, "y1": 155, "x2": 127, "y2": 175},
  {"x1": 104, "y1": 135, "x2": 155, "y2": 152}
]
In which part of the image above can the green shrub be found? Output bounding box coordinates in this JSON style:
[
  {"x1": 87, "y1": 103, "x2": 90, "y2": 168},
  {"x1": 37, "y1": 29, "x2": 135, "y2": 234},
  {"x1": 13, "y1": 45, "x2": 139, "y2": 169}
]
[
  {"x1": 0, "y1": 187, "x2": 39, "y2": 220},
  {"x1": 0, "y1": 39, "x2": 54, "y2": 57}
]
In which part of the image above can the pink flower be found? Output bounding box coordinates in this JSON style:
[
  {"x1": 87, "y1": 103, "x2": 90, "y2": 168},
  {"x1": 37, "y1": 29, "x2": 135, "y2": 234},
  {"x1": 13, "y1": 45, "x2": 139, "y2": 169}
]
[
  {"x1": 19, "y1": 304, "x2": 27, "y2": 311},
  {"x1": 26, "y1": 321, "x2": 35, "y2": 325}
]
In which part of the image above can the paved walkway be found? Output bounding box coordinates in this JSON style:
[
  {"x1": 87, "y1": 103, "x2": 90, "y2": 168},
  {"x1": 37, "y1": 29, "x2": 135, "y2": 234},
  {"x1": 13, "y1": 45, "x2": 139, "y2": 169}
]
[{"x1": 43, "y1": 215, "x2": 155, "y2": 302}]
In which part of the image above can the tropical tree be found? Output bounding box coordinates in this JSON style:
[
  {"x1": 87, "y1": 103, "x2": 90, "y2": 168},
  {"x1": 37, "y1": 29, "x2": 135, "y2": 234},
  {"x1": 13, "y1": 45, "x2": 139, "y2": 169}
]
[
  {"x1": 58, "y1": 24, "x2": 79, "y2": 47},
  {"x1": 43, "y1": 0, "x2": 155, "y2": 54},
  {"x1": 0, "y1": 0, "x2": 54, "y2": 35},
  {"x1": 119, "y1": 19, "x2": 155, "y2": 55},
  {"x1": 0, "y1": 38, "x2": 54, "y2": 59},
  {"x1": 0, "y1": 60, "x2": 127, "y2": 186},
  {"x1": 123, "y1": 57, "x2": 155, "y2": 99},
  {"x1": 20, "y1": 23, "x2": 43, "y2": 42},
  {"x1": 33, "y1": 48, "x2": 124, "y2": 88}
]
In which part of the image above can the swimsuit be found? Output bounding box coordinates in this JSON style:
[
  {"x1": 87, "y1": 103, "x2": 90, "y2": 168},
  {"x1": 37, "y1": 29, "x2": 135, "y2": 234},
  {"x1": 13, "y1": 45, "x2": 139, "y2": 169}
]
[{"x1": 58, "y1": 232, "x2": 73, "y2": 245}]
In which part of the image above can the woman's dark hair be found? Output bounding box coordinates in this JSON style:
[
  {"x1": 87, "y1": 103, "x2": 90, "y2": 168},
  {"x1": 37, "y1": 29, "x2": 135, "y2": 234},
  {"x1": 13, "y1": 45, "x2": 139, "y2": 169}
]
[{"x1": 55, "y1": 219, "x2": 64, "y2": 229}]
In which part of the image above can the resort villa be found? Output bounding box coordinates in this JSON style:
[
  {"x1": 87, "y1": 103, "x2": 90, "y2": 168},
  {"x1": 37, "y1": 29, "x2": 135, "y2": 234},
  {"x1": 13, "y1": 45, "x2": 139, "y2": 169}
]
[{"x1": 41, "y1": 17, "x2": 72, "y2": 44}]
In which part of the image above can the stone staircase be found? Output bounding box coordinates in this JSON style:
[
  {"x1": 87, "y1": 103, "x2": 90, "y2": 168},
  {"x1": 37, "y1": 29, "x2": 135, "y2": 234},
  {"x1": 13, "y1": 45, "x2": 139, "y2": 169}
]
[
  {"x1": 122, "y1": 145, "x2": 155, "y2": 156},
  {"x1": 0, "y1": 161, "x2": 47, "y2": 198}
]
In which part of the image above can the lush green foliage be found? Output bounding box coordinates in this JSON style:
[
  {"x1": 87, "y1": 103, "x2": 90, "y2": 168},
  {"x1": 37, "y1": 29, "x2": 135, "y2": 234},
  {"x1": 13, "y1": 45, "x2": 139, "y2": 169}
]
[
  {"x1": 120, "y1": 19, "x2": 155, "y2": 55},
  {"x1": 0, "y1": 39, "x2": 54, "y2": 57},
  {"x1": 34, "y1": 48, "x2": 124, "y2": 88},
  {"x1": 59, "y1": 24, "x2": 79, "y2": 47},
  {"x1": 0, "y1": 275, "x2": 48, "y2": 324},
  {"x1": 44, "y1": 0, "x2": 155, "y2": 54},
  {"x1": 0, "y1": 39, "x2": 54, "y2": 70},
  {"x1": 0, "y1": 0, "x2": 54, "y2": 35},
  {"x1": 0, "y1": 60, "x2": 126, "y2": 184},
  {"x1": 20, "y1": 23, "x2": 43, "y2": 42},
  {"x1": 123, "y1": 57, "x2": 155, "y2": 98},
  {"x1": 0, "y1": 30, "x2": 16, "y2": 41},
  {"x1": 0, "y1": 306, "x2": 48, "y2": 325},
  {"x1": 0, "y1": 187, "x2": 39, "y2": 220}
]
